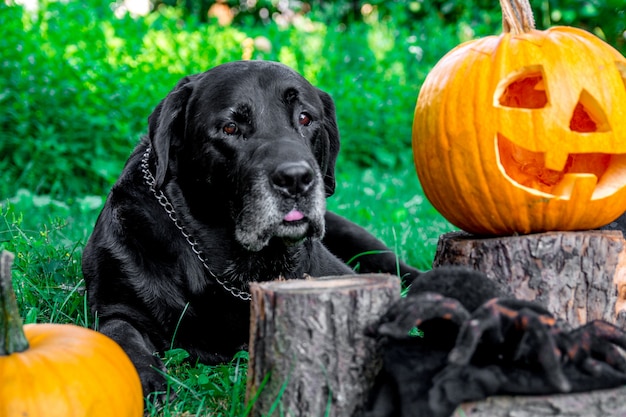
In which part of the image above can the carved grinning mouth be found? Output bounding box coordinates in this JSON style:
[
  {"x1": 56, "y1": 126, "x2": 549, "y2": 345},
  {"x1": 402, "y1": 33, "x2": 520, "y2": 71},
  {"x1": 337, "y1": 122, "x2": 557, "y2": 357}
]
[
  {"x1": 495, "y1": 66, "x2": 626, "y2": 200},
  {"x1": 496, "y1": 134, "x2": 626, "y2": 199}
]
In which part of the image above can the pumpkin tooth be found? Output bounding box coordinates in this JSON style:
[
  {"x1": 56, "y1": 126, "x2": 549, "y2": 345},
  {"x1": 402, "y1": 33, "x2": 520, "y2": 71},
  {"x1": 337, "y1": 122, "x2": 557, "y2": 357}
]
[
  {"x1": 552, "y1": 173, "x2": 597, "y2": 200},
  {"x1": 544, "y1": 150, "x2": 569, "y2": 171}
]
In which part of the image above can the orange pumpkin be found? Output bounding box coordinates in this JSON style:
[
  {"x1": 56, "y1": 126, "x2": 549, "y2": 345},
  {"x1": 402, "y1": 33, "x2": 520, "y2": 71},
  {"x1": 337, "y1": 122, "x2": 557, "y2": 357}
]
[
  {"x1": 412, "y1": 0, "x2": 626, "y2": 235},
  {"x1": 0, "y1": 251, "x2": 143, "y2": 417}
]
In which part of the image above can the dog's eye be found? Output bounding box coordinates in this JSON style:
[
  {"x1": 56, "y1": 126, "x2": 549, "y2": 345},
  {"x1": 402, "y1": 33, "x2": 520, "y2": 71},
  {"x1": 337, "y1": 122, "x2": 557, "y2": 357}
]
[
  {"x1": 298, "y1": 112, "x2": 312, "y2": 127},
  {"x1": 223, "y1": 122, "x2": 239, "y2": 136}
]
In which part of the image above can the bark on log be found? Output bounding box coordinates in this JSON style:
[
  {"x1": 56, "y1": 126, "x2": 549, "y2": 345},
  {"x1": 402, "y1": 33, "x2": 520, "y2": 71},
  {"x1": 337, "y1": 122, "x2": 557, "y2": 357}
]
[
  {"x1": 246, "y1": 274, "x2": 401, "y2": 417},
  {"x1": 458, "y1": 385, "x2": 626, "y2": 416},
  {"x1": 433, "y1": 230, "x2": 626, "y2": 329}
]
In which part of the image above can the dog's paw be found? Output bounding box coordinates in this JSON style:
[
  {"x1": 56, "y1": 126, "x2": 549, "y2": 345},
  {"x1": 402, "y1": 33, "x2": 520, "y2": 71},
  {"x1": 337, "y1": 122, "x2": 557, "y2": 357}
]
[{"x1": 141, "y1": 362, "x2": 177, "y2": 410}]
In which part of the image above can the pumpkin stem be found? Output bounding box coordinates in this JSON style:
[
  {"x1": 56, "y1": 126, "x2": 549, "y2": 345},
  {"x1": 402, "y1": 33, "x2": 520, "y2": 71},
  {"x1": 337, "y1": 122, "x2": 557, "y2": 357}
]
[
  {"x1": 0, "y1": 250, "x2": 29, "y2": 355},
  {"x1": 500, "y1": 0, "x2": 536, "y2": 34}
]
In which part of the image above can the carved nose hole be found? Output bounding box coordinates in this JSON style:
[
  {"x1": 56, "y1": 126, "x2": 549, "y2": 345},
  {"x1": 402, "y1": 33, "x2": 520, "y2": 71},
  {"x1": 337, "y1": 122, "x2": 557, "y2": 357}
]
[
  {"x1": 569, "y1": 89, "x2": 610, "y2": 133},
  {"x1": 497, "y1": 66, "x2": 548, "y2": 109}
]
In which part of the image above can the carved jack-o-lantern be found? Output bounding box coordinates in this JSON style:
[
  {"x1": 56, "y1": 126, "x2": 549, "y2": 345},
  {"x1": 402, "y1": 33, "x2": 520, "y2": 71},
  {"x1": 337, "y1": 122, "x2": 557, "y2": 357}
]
[{"x1": 412, "y1": 0, "x2": 626, "y2": 235}]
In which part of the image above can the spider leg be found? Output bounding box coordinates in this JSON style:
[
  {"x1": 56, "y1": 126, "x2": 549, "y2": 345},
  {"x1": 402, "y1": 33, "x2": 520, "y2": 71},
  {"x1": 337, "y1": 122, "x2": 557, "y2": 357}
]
[
  {"x1": 565, "y1": 320, "x2": 626, "y2": 374},
  {"x1": 447, "y1": 298, "x2": 506, "y2": 366},
  {"x1": 374, "y1": 292, "x2": 470, "y2": 341},
  {"x1": 366, "y1": 293, "x2": 473, "y2": 417},
  {"x1": 513, "y1": 310, "x2": 571, "y2": 392},
  {"x1": 449, "y1": 299, "x2": 571, "y2": 392}
]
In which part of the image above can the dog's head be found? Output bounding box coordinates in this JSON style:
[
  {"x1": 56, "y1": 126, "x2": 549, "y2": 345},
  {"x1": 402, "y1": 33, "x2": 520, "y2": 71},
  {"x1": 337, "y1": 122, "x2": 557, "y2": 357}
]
[{"x1": 146, "y1": 61, "x2": 340, "y2": 251}]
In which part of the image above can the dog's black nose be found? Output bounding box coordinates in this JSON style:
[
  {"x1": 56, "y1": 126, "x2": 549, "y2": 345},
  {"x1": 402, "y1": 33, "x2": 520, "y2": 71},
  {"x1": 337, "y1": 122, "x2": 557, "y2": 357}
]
[{"x1": 271, "y1": 161, "x2": 314, "y2": 197}]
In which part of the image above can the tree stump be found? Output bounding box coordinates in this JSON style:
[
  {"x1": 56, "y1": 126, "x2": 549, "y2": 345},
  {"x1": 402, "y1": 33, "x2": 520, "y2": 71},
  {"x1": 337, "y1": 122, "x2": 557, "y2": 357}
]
[
  {"x1": 433, "y1": 230, "x2": 626, "y2": 330},
  {"x1": 458, "y1": 385, "x2": 626, "y2": 416},
  {"x1": 434, "y1": 231, "x2": 626, "y2": 416},
  {"x1": 246, "y1": 274, "x2": 401, "y2": 417}
]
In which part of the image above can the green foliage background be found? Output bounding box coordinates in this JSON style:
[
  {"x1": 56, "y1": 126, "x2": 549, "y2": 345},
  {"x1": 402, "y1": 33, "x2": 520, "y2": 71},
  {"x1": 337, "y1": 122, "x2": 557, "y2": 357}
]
[
  {"x1": 3, "y1": 0, "x2": 624, "y2": 198},
  {"x1": 1, "y1": 0, "x2": 625, "y2": 414}
]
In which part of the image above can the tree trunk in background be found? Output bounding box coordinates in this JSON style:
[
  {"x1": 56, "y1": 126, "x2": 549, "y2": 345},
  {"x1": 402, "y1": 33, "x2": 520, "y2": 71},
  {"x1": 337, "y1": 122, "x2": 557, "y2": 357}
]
[
  {"x1": 433, "y1": 230, "x2": 626, "y2": 330},
  {"x1": 246, "y1": 274, "x2": 400, "y2": 417}
]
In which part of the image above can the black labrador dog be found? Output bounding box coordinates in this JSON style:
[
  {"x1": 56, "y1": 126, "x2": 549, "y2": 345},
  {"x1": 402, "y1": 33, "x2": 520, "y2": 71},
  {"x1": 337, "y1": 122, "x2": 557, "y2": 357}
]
[{"x1": 82, "y1": 60, "x2": 419, "y2": 397}]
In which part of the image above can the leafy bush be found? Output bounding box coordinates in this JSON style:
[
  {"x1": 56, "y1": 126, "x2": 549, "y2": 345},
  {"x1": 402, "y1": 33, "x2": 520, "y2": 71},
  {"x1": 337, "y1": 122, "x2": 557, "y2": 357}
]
[
  {"x1": 157, "y1": 0, "x2": 626, "y2": 53},
  {"x1": 0, "y1": 0, "x2": 467, "y2": 198},
  {"x1": 1, "y1": 2, "x2": 127, "y2": 196},
  {"x1": 0, "y1": 1, "x2": 249, "y2": 197},
  {"x1": 2, "y1": 0, "x2": 624, "y2": 199}
]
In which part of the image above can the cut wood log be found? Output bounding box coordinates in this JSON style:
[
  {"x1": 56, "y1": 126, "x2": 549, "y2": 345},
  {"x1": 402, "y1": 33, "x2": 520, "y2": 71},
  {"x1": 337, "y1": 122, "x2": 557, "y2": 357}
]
[
  {"x1": 433, "y1": 230, "x2": 626, "y2": 330},
  {"x1": 246, "y1": 274, "x2": 401, "y2": 417},
  {"x1": 458, "y1": 385, "x2": 626, "y2": 416}
]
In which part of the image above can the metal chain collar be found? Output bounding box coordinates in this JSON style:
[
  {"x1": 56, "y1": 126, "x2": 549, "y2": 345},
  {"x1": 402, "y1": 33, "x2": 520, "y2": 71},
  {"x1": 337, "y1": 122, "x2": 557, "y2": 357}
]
[{"x1": 140, "y1": 147, "x2": 252, "y2": 301}]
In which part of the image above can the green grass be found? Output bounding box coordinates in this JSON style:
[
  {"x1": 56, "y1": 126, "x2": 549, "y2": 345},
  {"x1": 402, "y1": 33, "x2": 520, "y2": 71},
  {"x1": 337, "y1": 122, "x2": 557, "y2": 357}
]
[
  {"x1": 3, "y1": 0, "x2": 623, "y2": 414},
  {"x1": 0, "y1": 160, "x2": 455, "y2": 416},
  {"x1": 0, "y1": 2, "x2": 454, "y2": 402}
]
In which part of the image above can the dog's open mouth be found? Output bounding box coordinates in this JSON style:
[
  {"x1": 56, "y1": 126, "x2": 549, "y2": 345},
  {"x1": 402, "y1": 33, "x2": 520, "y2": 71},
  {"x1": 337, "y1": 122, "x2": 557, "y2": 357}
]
[{"x1": 497, "y1": 134, "x2": 626, "y2": 200}]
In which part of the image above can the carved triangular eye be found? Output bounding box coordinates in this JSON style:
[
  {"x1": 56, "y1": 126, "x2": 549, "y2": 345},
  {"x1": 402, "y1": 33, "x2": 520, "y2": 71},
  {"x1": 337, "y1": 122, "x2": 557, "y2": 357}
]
[
  {"x1": 497, "y1": 66, "x2": 547, "y2": 109},
  {"x1": 569, "y1": 89, "x2": 610, "y2": 133}
]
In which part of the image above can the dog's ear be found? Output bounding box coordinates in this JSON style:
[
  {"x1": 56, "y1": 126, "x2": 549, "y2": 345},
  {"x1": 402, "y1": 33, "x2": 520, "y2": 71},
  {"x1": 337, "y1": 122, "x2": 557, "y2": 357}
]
[
  {"x1": 147, "y1": 74, "x2": 198, "y2": 188},
  {"x1": 316, "y1": 89, "x2": 340, "y2": 197}
]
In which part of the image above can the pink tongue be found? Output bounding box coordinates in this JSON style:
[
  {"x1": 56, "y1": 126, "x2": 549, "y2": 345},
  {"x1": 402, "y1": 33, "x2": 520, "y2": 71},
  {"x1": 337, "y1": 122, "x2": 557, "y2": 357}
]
[{"x1": 284, "y1": 210, "x2": 304, "y2": 222}]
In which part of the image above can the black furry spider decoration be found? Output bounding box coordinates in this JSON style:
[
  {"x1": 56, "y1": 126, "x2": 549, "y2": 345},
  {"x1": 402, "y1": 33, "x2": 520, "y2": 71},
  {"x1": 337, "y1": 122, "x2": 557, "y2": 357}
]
[{"x1": 365, "y1": 266, "x2": 626, "y2": 417}]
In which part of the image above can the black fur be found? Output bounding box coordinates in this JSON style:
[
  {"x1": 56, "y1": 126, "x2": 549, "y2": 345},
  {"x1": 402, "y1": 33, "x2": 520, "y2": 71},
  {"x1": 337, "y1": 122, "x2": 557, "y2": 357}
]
[
  {"x1": 366, "y1": 266, "x2": 626, "y2": 417},
  {"x1": 82, "y1": 61, "x2": 419, "y2": 397}
]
